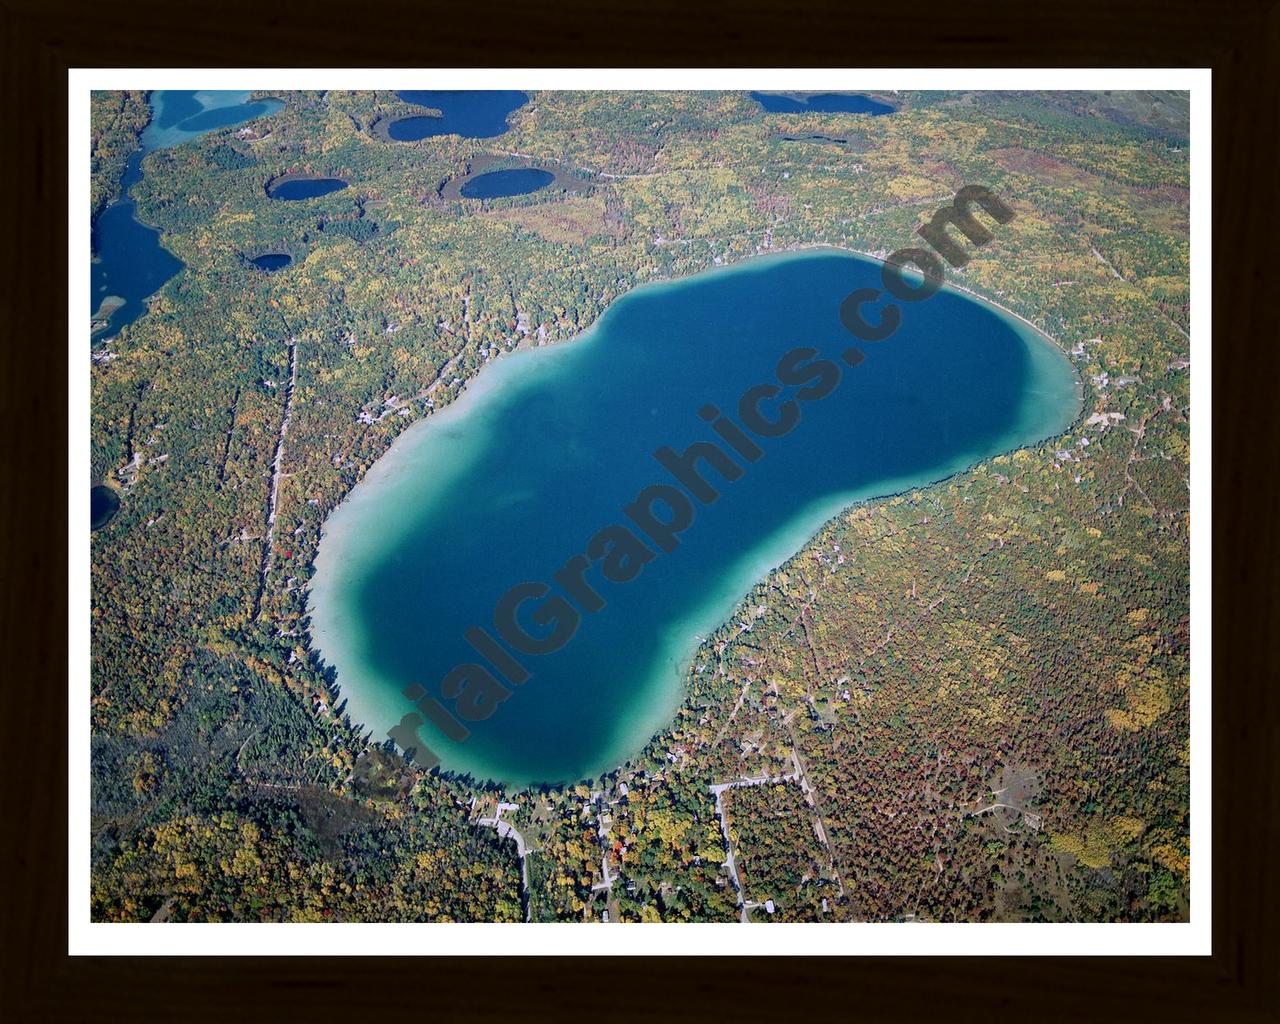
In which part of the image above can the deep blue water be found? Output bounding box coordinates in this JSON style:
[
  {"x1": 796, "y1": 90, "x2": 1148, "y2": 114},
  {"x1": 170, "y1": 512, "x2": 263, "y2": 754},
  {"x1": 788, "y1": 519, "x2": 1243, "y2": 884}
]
[
  {"x1": 91, "y1": 150, "x2": 184, "y2": 341},
  {"x1": 389, "y1": 90, "x2": 528, "y2": 140},
  {"x1": 251, "y1": 253, "x2": 292, "y2": 272},
  {"x1": 92, "y1": 91, "x2": 283, "y2": 341},
  {"x1": 459, "y1": 168, "x2": 555, "y2": 199},
  {"x1": 752, "y1": 91, "x2": 895, "y2": 115},
  {"x1": 309, "y1": 250, "x2": 1079, "y2": 786},
  {"x1": 90, "y1": 485, "x2": 121, "y2": 530},
  {"x1": 268, "y1": 177, "x2": 348, "y2": 201},
  {"x1": 387, "y1": 116, "x2": 446, "y2": 142}
]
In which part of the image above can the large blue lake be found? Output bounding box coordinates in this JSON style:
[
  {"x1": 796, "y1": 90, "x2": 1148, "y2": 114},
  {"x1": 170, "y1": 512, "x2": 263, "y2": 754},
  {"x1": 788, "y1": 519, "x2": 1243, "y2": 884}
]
[
  {"x1": 389, "y1": 90, "x2": 528, "y2": 140},
  {"x1": 752, "y1": 91, "x2": 895, "y2": 115},
  {"x1": 309, "y1": 249, "x2": 1080, "y2": 787},
  {"x1": 91, "y1": 91, "x2": 282, "y2": 340}
]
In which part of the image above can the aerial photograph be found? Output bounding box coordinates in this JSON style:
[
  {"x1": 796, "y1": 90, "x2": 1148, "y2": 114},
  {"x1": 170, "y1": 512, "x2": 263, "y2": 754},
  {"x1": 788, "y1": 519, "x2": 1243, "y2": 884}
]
[{"x1": 87, "y1": 84, "x2": 1192, "y2": 927}]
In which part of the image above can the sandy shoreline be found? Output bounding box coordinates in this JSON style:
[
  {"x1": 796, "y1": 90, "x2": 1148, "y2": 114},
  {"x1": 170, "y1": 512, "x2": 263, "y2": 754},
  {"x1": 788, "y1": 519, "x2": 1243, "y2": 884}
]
[{"x1": 774, "y1": 242, "x2": 1069, "y2": 353}]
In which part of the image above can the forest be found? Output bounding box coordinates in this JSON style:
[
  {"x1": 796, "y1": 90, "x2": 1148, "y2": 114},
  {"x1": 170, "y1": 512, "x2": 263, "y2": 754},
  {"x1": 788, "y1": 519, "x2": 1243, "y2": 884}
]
[{"x1": 90, "y1": 90, "x2": 149, "y2": 219}]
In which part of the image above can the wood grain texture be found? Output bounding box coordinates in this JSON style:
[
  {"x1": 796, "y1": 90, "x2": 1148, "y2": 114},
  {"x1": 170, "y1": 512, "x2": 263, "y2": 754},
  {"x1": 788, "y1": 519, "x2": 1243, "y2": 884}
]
[{"x1": 1, "y1": 0, "x2": 1275, "y2": 1018}]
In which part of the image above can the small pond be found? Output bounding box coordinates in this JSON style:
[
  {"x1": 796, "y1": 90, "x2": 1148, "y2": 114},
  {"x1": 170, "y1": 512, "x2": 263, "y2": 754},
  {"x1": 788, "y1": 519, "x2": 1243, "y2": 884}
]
[
  {"x1": 267, "y1": 177, "x2": 349, "y2": 201},
  {"x1": 459, "y1": 168, "x2": 555, "y2": 199},
  {"x1": 251, "y1": 253, "x2": 292, "y2": 272},
  {"x1": 90, "y1": 485, "x2": 121, "y2": 531}
]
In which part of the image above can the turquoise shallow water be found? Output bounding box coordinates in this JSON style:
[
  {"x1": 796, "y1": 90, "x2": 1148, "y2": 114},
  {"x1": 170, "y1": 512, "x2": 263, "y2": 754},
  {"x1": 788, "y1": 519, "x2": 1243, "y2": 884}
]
[
  {"x1": 142, "y1": 90, "x2": 283, "y2": 150},
  {"x1": 308, "y1": 249, "x2": 1080, "y2": 787}
]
